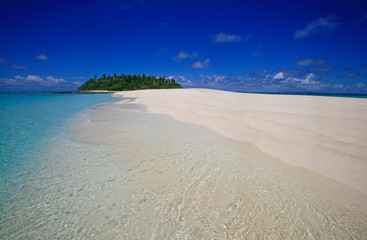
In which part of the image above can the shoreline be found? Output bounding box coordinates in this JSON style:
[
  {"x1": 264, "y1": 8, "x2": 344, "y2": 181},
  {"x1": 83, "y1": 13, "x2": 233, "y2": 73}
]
[
  {"x1": 3, "y1": 91, "x2": 366, "y2": 239},
  {"x1": 115, "y1": 88, "x2": 367, "y2": 195}
]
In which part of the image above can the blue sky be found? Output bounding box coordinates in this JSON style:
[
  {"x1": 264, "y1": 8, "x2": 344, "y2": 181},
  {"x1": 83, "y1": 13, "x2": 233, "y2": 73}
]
[{"x1": 0, "y1": 0, "x2": 366, "y2": 93}]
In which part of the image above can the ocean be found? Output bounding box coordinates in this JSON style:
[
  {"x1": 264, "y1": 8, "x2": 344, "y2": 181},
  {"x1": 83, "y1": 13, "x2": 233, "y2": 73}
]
[{"x1": 1, "y1": 91, "x2": 366, "y2": 239}]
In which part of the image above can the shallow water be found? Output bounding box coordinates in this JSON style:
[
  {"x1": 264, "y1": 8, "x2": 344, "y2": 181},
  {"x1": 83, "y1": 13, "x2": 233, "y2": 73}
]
[
  {"x1": 1, "y1": 96, "x2": 367, "y2": 239},
  {"x1": 0, "y1": 93, "x2": 113, "y2": 238}
]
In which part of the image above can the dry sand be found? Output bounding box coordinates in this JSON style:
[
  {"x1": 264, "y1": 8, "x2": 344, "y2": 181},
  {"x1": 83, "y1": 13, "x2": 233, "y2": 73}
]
[{"x1": 115, "y1": 88, "x2": 367, "y2": 194}]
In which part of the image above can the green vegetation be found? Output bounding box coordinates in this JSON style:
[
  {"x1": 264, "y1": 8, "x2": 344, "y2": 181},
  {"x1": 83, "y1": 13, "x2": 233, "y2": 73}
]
[{"x1": 78, "y1": 73, "x2": 182, "y2": 91}]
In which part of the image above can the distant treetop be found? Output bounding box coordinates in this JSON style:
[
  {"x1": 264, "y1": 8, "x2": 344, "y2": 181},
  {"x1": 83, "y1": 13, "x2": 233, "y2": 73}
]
[{"x1": 78, "y1": 74, "x2": 182, "y2": 91}]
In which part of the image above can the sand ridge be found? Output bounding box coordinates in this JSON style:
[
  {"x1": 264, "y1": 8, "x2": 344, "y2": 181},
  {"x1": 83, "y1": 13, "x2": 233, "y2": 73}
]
[{"x1": 115, "y1": 88, "x2": 367, "y2": 194}]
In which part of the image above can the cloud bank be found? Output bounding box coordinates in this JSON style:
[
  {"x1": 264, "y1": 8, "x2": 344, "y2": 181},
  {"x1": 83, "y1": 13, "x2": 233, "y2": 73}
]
[
  {"x1": 0, "y1": 75, "x2": 68, "y2": 90},
  {"x1": 176, "y1": 58, "x2": 367, "y2": 93}
]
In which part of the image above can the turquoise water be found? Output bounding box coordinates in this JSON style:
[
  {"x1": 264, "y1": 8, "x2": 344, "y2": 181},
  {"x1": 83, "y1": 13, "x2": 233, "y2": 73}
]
[
  {"x1": 0, "y1": 92, "x2": 113, "y2": 174},
  {"x1": 0, "y1": 92, "x2": 113, "y2": 198}
]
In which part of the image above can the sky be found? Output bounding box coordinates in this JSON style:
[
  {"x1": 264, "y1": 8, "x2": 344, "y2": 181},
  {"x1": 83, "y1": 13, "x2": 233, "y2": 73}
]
[{"x1": 0, "y1": 0, "x2": 366, "y2": 93}]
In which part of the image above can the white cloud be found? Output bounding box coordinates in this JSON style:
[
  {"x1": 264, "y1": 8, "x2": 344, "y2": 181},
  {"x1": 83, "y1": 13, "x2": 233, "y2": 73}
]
[
  {"x1": 297, "y1": 58, "x2": 326, "y2": 66},
  {"x1": 302, "y1": 73, "x2": 316, "y2": 84},
  {"x1": 343, "y1": 72, "x2": 359, "y2": 78},
  {"x1": 294, "y1": 15, "x2": 339, "y2": 39},
  {"x1": 212, "y1": 33, "x2": 243, "y2": 43},
  {"x1": 285, "y1": 73, "x2": 325, "y2": 89},
  {"x1": 180, "y1": 70, "x2": 350, "y2": 93},
  {"x1": 36, "y1": 54, "x2": 49, "y2": 60},
  {"x1": 72, "y1": 81, "x2": 84, "y2": 86},
  {"x1": 297, "y1": 59, "x2": 313, "y2": 66},
  {"x1": 333, "y1": 84, "x2": 344, "y2": 89},
  {"x1": 46, "y1": 76, "x2": 66, "y2": 84},
  {"x1": 173, "y1": 51, "x2": 198, "y2": 62},
  {"x1": 168, "y1": 75, "x2": 185, "y2": 81},
  {"x1": 274, "y1": 72, "x2": 284, "y2": 79},
  {"x1": 168, "y1": 75, "x2": 193, "y2": 86},
  {"x1": 25, "y1": 75, "x2": 43, "y2": 82},
  {"x1": 0, "y1": 58, "x2": 7, "y2": 63},
  {"x1": 192, "y1": 58, "x2": 211, "y2": 69},
  {"x1": 262, "y1": 71, "x2": 329, "y2": 90},
  {"x1": 197, "y1": 74, "x2": 231, "y2": 89},
  {"x1": 0, "y1": 77, "x2": 17, "y2": 85},
  {"x1": 200, "y1": 74, "x2": 227, "y2": 83},
  {"x1": 0, "y1": 75, "x2": 66, "y2": 88},
  {"x1": 356, "y1": 82, "x2": 366, "y2": 89},
  {"x1": 9, "y1": 64, "x2": 28, "y2": 69},
  {"x1": 212, "y1": 75, "x2": 226, "y2": 83}
]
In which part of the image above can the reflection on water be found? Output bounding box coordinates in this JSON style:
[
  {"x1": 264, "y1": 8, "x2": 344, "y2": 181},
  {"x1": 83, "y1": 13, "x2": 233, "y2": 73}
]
[{"x1": 1, "y1": 99, "x2": 367, "y2": 239}]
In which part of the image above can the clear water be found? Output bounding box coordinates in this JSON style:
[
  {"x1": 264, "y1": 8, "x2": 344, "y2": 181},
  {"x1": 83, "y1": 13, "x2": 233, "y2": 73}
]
[
  {"x1": 0, "y1": 92, "x2": 113, "y2": 236},
  {"x1": 0, "y1": 92, "x2": 113, "y2": 173},
  {"x1": 1, "y1": 93, "x2": 367, "y2": 239}
]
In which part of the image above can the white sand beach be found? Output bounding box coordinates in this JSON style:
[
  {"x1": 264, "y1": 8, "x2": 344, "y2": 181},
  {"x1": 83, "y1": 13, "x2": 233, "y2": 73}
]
[
  {"x1": 116, "y1": 88, "x2": 367, "y2": 194},
  {"x1": 19, "y1": 88, "x2": 363, "y2": 239},
  {"x1": 6, "y1": 89, "x2": 364, "y2": 239}
]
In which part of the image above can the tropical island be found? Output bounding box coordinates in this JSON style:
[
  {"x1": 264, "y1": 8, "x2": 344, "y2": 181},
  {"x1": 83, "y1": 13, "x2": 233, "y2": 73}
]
[{"x1": 77, "y1": 74, "x2": 182, "y2": 91}]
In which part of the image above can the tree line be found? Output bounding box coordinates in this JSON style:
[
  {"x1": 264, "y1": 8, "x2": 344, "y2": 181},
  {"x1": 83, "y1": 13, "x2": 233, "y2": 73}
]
[{"x1": 78, "y1": 74, "x2": 182, "y2": 91}]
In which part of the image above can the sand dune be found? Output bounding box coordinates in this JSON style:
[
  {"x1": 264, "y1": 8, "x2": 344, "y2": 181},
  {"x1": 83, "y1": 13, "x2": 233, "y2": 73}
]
[{"x1": 116, "y1": 88, "x2": 367, "y2": 194}]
